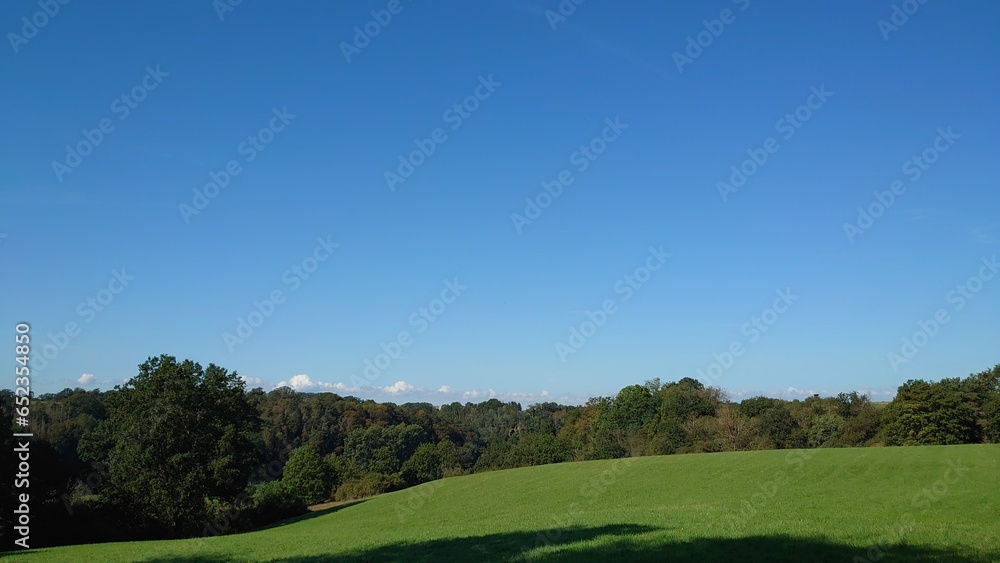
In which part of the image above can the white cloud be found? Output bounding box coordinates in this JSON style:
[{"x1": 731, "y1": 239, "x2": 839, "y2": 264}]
[
  {"x1": 275, "y1": 373, "x2": 355, "y2": 392},
  {"x1": 77, "y1": 373, "x2": 95, "y2": 385},
  {"x1": 239, "y1": 375, "x2": 266, "y2": 387},
  {"x1": 383, "y1": 380, "x2": 415, "y2": 394},
  {"x1": 268, "y1": 376, "x2": 582, "y2": 406},
  {"x1": 729, "y1": 387, "x2": 896, "y2": 401},
  {"x1": 281, "y1": 374, "x2": 317, "y2": 390}
]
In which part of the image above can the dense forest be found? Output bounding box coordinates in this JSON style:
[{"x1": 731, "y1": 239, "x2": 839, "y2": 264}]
[{"x1": 3, "y1": 355, "x2": 998, "y2": 549}]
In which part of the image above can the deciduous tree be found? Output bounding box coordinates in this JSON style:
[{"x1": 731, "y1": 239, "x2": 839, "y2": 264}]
[{"x1": 79, "y1": 355, "x2": 261, "y2": 536}]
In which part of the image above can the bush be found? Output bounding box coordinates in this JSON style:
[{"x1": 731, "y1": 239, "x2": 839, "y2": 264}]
[
  {"x1": 334, "y1": 473, "x2": 405, "y2": 501},
  {"x1": 282, "y1": 445, "x2": 335, "y2": 505},
  {"x1": 250, "y1": 480, "x2": 307, "y2": 522}
]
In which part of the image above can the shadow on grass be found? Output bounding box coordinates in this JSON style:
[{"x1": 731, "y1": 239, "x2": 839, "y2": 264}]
[{"x1": 85, "y1": 525, "x2": 996, "y2": 563}]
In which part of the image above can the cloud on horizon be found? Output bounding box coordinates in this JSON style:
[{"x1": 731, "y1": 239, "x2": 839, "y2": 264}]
[
  {"x1": 252, "y1": 373, "x2": 581, "y2": 405},
  {"x1": 241, "y1": 374, "x2": 897, "y2": 406}
]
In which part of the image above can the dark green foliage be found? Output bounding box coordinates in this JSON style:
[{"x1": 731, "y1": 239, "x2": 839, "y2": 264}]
[
  {"x1": 737, "y1": 396, "x2": 801, "y2": 449},
  {"x1": 609, "y1": 385, "x2": 656, "y2": 432},
  {"x1": 757, "y1": 404, "x2": 800, "y2": 449},
  {"x1": 473, "y1": 440, "x2": 516, "y2": 472},
  {"x1": 585, "y1": 397, "x2": 629, "y2": 460},
  {"x1": 334, "y1": 473, "x2": 405, "y2": 501},
  {"x1": 962, "y1": 364, "x2": 1000, "y2": 441},
  {"x1": 474, "y1": 433, "x2": 571, "y2": 472},
  {"x1": 738, "y1": 396, "x2": 781, "y2": 418},
  {"x1": 401, "y1": 443, "x2": 443, "y2": 485},
  {"x1": 520, "y1": 402, "x2": 564, "y2": 435},
  {"x1": 78, "y1": 355, "x2": 262, "y2": 536},
  {"x1": 984, "y1": 395, "x2": 1000, "y2": 443},
  {"x1": 0, "y1": 394, "x2": 15, "y2": 548},
  {"x1": 344, "y1": 423, "x2": 427, "y2": 474},
  {"x1": 883, "y1": 378, "x2": 980, "y2": 445},
  {"x1": 7, "y1": 357, "x2": 1000, "y2": 549},
  {"x1": 435, "y1": 439, "x2": 464, "y2": 476},
  {"x1": 658, "y1": 378, "x2": 717, "y2": 420},
  {"x1": 247, "y1": 480, "x2": 307, "y2": 525},
  {"x1": 282, "y1": 445, "x2": 335, "y2": 505},
  {"x1": 511, "y1": 433, "x2": 570, "y2": 466},
  {"x1": 831, "y1": 392, "x2": 881, "y2": 446},
  {"x1": 644, "y1": 418, "x2": 689, "y2": 455},
  {"x1": 807, "y1": 413, "x2": 844, "y2": 447}
]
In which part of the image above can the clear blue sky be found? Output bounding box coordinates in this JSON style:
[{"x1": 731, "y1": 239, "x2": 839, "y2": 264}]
[{"x1": 2, "y1": 1, "x2": 998, "y2": 404}]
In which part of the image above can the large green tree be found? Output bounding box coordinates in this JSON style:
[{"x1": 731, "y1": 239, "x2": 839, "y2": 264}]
[
  {"x1": 883, "y1": 378, "x2": 978, "y2": 446},
  {"x1": 80, "y1": 355, "x2": 262, "y2": 536},
  {"x1": 610, "y1": 385, "x2": 656, "y2": 433}
]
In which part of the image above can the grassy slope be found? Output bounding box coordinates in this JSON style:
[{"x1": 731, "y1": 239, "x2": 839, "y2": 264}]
[{"x1": 7, "y1": 445, "x2": 998, "y2": 562}]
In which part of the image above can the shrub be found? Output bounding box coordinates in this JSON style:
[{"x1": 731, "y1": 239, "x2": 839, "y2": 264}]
[
  {"x1": 282, "y1": 445, "x2": 335, "y2": 505},
  {"x1": 334, "y1": 473, "x2": 406, "y2": 501},
  {"x1": 250, "y1": 480, "x2": 307, "y2": 521}
]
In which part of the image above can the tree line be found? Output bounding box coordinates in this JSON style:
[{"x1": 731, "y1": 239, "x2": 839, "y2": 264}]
[{"x1": 2, "y1": 355, "x2": 997, "y2": 549}]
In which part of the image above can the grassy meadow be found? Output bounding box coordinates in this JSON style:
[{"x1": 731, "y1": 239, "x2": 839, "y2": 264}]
[{"x1": 6, "y1": 445, "x2": 998, "y2": 562}]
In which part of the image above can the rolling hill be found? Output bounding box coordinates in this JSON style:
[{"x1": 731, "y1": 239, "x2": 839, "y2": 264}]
[{"x1": 7, "y1": 445, "x2": 998, "y2": 562}]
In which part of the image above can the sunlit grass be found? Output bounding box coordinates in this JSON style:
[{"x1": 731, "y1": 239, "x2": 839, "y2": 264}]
[{"x1": 8, "y1": 445, "x2": 998, "y2": 562}]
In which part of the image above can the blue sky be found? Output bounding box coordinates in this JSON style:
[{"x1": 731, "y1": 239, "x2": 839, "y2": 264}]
[{"x1": 2, "y1": 0, "x2": 998, "y2": 404}]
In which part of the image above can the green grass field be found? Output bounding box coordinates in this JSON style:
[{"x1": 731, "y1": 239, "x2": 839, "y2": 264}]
[{"x1": 6, "y1": 445, "x2": 998, "y2": 562}]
